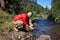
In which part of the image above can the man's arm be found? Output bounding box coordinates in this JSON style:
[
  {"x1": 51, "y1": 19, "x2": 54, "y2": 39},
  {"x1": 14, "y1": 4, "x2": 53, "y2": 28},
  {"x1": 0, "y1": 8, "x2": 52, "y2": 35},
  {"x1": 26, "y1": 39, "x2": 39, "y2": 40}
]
[
  {"x1": 29, "y1": 19, "x2": 33, "y2": 26},
  {"x1": 22, "y1": 16, "x2": 34, "y2": 30},
  {"x1": 25, "y1": 24, "x2": 34, "y2": 30},
  {"x1": 26, "y1": 19, "x2": 35, "y2": 29}
]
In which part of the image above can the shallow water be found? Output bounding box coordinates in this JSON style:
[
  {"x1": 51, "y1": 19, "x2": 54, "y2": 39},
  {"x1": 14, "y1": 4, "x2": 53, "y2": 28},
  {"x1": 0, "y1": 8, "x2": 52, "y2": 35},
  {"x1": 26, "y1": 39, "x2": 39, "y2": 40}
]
[{"x1": 31, "y1": 19, "x2": 60, "y2": 40}]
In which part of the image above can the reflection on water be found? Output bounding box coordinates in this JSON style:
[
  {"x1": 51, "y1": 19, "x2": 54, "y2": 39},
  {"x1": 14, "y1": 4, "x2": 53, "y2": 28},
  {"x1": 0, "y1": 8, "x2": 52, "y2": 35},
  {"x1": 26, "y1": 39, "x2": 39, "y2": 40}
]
[{"x1": 30, "y1": 19, "x2": 60, "y2": 40}]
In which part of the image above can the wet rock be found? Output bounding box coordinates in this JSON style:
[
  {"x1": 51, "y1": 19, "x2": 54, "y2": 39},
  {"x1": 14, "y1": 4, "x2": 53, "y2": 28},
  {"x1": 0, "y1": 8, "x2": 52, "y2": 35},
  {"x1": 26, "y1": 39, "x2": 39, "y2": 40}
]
[{"x1": 36, "y1": 35, "x2": 51, "y2": 40}]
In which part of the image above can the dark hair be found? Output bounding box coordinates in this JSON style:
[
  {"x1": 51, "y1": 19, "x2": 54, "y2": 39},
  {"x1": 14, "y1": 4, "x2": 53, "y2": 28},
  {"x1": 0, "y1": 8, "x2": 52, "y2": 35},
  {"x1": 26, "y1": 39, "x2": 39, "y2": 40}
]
[{"x1": 25, "y1": 10, "x2": 33, "y2": 13}]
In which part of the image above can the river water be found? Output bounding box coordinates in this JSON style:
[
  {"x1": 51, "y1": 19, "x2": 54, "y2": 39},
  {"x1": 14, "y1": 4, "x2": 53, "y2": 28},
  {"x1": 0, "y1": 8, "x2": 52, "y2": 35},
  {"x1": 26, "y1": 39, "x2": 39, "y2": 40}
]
[{"x1": 30, "y1": 19, "x2": 60, "y2": 40}]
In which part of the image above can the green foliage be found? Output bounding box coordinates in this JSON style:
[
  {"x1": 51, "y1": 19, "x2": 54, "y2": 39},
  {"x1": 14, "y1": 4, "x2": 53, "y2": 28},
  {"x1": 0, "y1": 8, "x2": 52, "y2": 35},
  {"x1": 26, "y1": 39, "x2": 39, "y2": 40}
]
[
  {"x1": 55, "y1": 16, "x2": 60, "y2": 23},
  {"x1": 6, "y1": 0, "x2": 43, "y2": 14},
  {"x1": 51, "y1": 0, "x2": 60, "y2": 22},
  {"x1": 7, "y1": 0, "x2": 19, "y2": 13}
]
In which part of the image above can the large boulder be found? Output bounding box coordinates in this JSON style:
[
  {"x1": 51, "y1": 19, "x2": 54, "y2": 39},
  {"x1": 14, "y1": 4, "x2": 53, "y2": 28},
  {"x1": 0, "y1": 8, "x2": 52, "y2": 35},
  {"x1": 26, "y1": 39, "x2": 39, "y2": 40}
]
[
  {"x1": 0, "y1": 31, "x2": 36, "y2": 40},
  {"x1": 11, "y1": 31, "x2": 36, "y2": 40}
]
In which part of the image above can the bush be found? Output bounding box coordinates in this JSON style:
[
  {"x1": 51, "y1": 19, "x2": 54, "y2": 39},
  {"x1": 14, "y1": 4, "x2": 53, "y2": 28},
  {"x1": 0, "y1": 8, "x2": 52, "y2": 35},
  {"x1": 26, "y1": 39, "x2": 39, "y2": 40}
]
[{"x1": 55, "y1": 16, "x2": 60, "y2": 23}]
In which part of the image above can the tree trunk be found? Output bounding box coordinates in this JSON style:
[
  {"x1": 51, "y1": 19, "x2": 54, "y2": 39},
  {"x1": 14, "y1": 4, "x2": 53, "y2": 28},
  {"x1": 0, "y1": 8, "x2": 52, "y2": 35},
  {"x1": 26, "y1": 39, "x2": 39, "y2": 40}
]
[{"x1": 0, "y1": 0, "x2": 8, "y2": 10}]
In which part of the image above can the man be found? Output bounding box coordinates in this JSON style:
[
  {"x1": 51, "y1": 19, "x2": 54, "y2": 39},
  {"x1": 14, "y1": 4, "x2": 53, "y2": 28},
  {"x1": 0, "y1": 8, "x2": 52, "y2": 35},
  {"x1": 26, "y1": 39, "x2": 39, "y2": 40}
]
[{"x1": 13, "y1": 12, "x2": 34, "y2": 32}]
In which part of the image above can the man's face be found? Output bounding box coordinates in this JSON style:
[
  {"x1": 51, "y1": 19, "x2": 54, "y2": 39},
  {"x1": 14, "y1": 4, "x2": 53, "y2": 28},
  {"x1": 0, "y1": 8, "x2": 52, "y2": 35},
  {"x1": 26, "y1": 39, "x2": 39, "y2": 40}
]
[{"x1": 28, "y1": 12, "x2": 32, "y2": 17}]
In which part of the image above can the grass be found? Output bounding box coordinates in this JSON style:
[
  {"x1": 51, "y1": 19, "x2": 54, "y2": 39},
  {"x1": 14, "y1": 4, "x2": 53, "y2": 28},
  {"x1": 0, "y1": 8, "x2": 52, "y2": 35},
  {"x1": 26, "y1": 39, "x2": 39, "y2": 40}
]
[{"x1": 0, "y1": 9, "x2": 14, "y2": 32}]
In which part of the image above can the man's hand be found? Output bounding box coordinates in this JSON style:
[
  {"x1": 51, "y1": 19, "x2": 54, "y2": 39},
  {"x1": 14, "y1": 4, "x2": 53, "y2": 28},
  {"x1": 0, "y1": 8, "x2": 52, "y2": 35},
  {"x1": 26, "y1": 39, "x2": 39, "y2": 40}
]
[
  {"x1": 29, "y1": 26, "x2": 35, "y2": 30},
  {"x1": 25, "y1": 24, "x2": 35, "y2": 31},
  {"x1": 30, "y1": 24, "x2": 33, "y2": 27}
]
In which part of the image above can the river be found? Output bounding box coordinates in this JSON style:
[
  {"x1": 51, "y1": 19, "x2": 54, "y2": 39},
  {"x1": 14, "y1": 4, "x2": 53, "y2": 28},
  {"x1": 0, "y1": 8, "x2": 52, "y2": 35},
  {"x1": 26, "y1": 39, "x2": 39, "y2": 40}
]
[{"x1": 30, "y1": 19, "x2": 60, "y2": 40}]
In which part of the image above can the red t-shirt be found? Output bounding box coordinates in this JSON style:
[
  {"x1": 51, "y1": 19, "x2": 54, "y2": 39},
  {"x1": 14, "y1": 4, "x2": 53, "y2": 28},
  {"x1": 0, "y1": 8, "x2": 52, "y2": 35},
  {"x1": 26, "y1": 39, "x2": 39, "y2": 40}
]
[{"x1": 13, "y1": 13, "x2": 29, "y2": 25}]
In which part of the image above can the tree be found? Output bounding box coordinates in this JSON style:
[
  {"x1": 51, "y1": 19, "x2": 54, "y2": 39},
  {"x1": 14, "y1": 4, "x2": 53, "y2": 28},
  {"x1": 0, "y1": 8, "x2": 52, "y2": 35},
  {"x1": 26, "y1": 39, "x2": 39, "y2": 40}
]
[
  {"x1": 0, "y1": 0, "x2": 6, "y2": 10},
  {"x1": 51, "y1": 0, "x2": 60, "y2": 22}
]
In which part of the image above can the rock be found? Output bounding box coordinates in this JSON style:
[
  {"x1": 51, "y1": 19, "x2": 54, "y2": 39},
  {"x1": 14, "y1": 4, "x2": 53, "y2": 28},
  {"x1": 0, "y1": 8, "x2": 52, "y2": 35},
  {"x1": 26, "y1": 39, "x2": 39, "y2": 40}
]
[
  {"x1": 37, "y1": 35, "x2": 51, "y2": 40},
  {"x1": 11, "y1": 31, "x2": 35, "y2": 40},
  {"x1": 0, "y1": 30, "x2": 36, "y2": 40}
]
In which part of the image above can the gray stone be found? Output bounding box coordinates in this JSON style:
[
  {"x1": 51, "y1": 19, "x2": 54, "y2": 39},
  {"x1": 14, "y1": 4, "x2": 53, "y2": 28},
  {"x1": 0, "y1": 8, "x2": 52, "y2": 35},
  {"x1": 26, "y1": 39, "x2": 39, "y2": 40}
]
[
  {"x1": 11, "y1": 31, "x2": 34, "y2": 40},
  {"x1": 39, "y1": 35, "x2": 51, "y2": 40}
]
